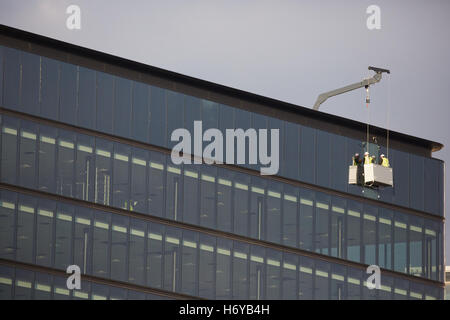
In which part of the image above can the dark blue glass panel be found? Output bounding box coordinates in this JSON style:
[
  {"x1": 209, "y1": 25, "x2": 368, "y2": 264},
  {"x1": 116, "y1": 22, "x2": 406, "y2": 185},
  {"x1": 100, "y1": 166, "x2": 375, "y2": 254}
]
[
  {"x1": 330, "y1": 133, "x2": 347, "y2": 192},
  {"x1": 149, "y1": 86, "x2": 166, "y2": 147},
  {"x1": 284, "y1": 121, "x2": 300, "y2": 181},
  {"x1": 409, "y1": 154, "x2": 424, "y2": 211},
  {"x1": 40, "y1": 57, "x2": 59, "y2": 120},
  {"x1": 4, "y1": 47, "x2": 20, "y2": 109},
  {"x1": 59, "y1": 62, "x2": 77, "y2": 124},
  {"x1": 391, "y1": 149, "x2": 409, "y2": 207},
  {"x1": 20, "y1": 51, "x2": 40, "y2": 115},
  {"x1": 300, "y1": 125, "x2": 315, "y2": 184},
  {"x1": 114, "y1": 77, "x2": 132, "y2": 138},
  {"x1": 77, "y1": 67, "x2": 96, "y2": 129},
  {"x1": 424, "y1": 158, "x2": 439, "y2": 215},
  {"x1": 96, "y1": 72, "x2": 114, "y2": 134},
  {"x1": 131, "y1": 82, "x2": 149, "y2": 142},
  {"x1": 316, "y1": 130, "x2": 331, "y2": 188}
]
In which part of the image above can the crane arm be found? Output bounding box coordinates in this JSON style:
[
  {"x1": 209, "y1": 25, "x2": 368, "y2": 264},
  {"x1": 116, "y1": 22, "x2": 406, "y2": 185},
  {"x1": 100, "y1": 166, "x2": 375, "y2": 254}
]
[{"x1": 313, "y1": 66, "x2": 390, "y2": 111}]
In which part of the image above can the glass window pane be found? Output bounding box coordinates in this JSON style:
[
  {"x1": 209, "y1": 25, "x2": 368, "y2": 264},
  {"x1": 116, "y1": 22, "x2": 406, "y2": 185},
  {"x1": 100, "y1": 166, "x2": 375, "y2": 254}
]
[
  {"x1": 130, "y1": 148, "x2": 148, "y2": 213},
  {"x1": 131, "y1": 82, "x2": 150, "y2": 142},
  {"x1": 4, "y1": 47, "x2": 20, "y2": 110},
  {"x1": 16, "y1": 194, "x2": 36, "y2": 263},
  {"x1": 74, "y1": 134, "x2": 94, "y2": 201},
  {"x1": 148, "y1": 151, "x2": 165, "y2": 217},
  {"x1": 96, "y1": 72, "x2": 114, "y2": 134},
  {"x1": 394, "y1": 211, "x2": 408, "y2": 274},
  {"x1": 113, "y1": 77, "x2": 132, "y2": 138},
  {"x1": 165, "y1": 161, "x2": 182, "y2": 221},
  {"x1": 250, "y1": 176, "x2": 266, "y2": 240},
  {"x1": 164, "y1": 227, "x2": 181, "y2": 292},
  {"x1": 20, "y1": 51, "x2": 40, "y2": 115},
  {"x1": 147, "y1": 222, "x2": 163, "y2": 289},
  {"x1": 266, "y1": 182, "x2": 281, "y2": 244},
  {"x1": 299, "y1": 188, "x2": 314, "y2": 251},
  {"x1": 94, "y1": 138, "x2": 112, "y2": 206},
  {"x1": 314, "y1": 260, "x2": 329, "y2": 300},
  {"x1": 77, "y1": 67, "x2": 96, "y2": 129},
  {"x1": 14, "y1": 269, "x2": 34, "y2": 300},
  {"x1": 149, "y1": 86, "x2": 166, "y2": 147},
  {"x1": 299, "y1": 256, "x2": 314, "y2": 299},
  {"x1": 409, "y1": 155, "x2": 424, "y2": 211},
  {"x1": 19, "y1": 120, "x2": 37, "y2": 189},
  {"x1": 112, "y1": 143, "x2": 130, "y2": 210},
  {"x1": 182, "y1": 166, "x2": 199, "y2": 225},
  {"x1": 93, "y1": 210, "x2": 110, "y2": 278},
  {"x1": 36, "y1": 198, "x2": 55, "y2": 267},
  {"x1": 166, "y1": 90, "x2": 184, "y2": 149},
  {"x1": 316, "y1": 130, "x2": 330, "y2": 188},
  {"x1": 392, "y1": 150, "x2": 409, "y2": 207},
  {"x1": 330, "y1": 264, "x2": 345, "y2": 300},
  {"x1": 1, "y1": 116, "x2": 19, "y2": 184},
  {"x1": 217, "y1": 169, "x2": 232, "y2": 232},
  {"x1": 40, "y1": 57, "x2": 59, "y2": 120},
  {"x1": 59, "y1": 62, "x2": 78, "y2": 124},
  {"x1": 330, "y1": 134, "x2": 348, "y2": 192},
  {"x1": 181, "y1": 230, "x2": 198, "y2": 296},
  {"x1": 347, "y1": 267, "x2": 362, "y2": 300},
  {"x1": 265, "y1": 249, "x2": 281, "y2": 299},
  {"x1": 56, "y1": 130, "x2": 75, "y2": 197},
  {"x1": 216, "y1": 238, "x2": 232, "y2": 299},
  {"x1": 282, "y1": 185, "x2": 298, "y2": 248},
  {"x1": 300, "y1": 126, "x2": 315, "y2": 184},
  {"x1": 0, "y1": 190, "x2": 17, "y2": 260},
  {"x1": 378, "y1": 209, "x2": 392, "y2": 270},
  {"x1": 74, "y1": 207, "x2": 92, "y2": 274},
  {"x1": 346, "y1": 200, "x2": 362, "y2": 263},
  {"x1": 363, "y1": 204, "x2": 378, "y2": 266},
  {"x1": 0, "y1": 265, "x2": 14, "y2": 299},
  {"x1": 38, "y1": 126, "x2": 57, "y2": 193},
  {"x1": 55, "y1": 203, "x2": 74, "y2": 270},
  {"x1": 111, "y1": 214, "x2": 128, "y2": 282},
  {"x1": 34, "y1": 272, "x2": 52, "y2": 300},
  {"x1": 232, "y1": 242, "x2": 249, "y2": 299},
  {"x1": 199, "y1": 234, "x2": 215, "y2": 298},
  {"x1": 249, "y1": 245, "x2": 265, "y2": 300},
  {"x1": 284, "y1": 121, "x2": 300, "y2": 181},
  {"x1": 409, "y1": 216, "x2": 423, "y2": 277},
  {"x1": 233, "y1": 173, "x2": 250, "y2": 237},
  {"x1": 330, "y1": 197, "x2": 345, "y2": 258},
  {"x1": 315, "y1": 193, "x2": 330, "y2": 255},
  {"x1": 129, "y1": 219, "x2": 146, "y2": 286},
  {"x1": 281, "y1": 253, "x2": 298, "y2": 299},
  {"x1": 199, "y1": 166, "x2": 216, "y2": 229}
]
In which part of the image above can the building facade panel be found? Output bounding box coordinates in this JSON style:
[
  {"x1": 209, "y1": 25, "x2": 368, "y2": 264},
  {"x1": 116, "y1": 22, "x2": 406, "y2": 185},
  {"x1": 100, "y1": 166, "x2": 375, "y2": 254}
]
[{"x1": 0, "y1": 45, "x2": 444, "y2": 217}]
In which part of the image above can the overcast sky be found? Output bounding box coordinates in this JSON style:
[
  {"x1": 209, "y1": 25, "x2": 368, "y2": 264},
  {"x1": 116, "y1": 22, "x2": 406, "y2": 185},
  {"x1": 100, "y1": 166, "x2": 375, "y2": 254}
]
[{"x1": 1, "y1": 0, "x2": 449, "y2": 259}]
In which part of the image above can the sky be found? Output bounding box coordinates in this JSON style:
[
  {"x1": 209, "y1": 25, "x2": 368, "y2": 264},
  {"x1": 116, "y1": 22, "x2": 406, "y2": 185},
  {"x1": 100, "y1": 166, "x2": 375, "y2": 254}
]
[{"x1": 1, "y1": 0, "x2": 449, "y2": 259}]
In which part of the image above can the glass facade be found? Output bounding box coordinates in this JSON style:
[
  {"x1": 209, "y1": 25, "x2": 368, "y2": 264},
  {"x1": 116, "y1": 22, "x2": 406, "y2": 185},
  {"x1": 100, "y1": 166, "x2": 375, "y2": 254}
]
[
  {"x1": 0, "y1": 189, "x2": 442, "y2": 300},
  {"x1": 0, "y1": 42, "x2": 444, "y2": 300},
  {"x1": 0, "y1": 114, "x2": 443, "y2": 282},
  {"x1": 0, "y1": 45, "x2": 444, "y2": 217},
  {"x1": 0, "y1": 264, "x2": 172, "y2": 300}
]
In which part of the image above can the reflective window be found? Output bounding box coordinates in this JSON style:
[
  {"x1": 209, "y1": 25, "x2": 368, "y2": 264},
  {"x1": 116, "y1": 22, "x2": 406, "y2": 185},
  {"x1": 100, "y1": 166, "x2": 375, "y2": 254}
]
[
  {"x1": 281, "y1": 253, "x2": 298, "y2": 299},
  {"x1": 181, "y1": 230, "x2": 198, "y2": 296},
  {"x1": 16, "y1": 194, "x2": 36, "y2": 263},
  {"x1": 149, "y1": 86, "x2": 166, "y2": 147},
  {"x1": 77, "y1": 67, "x2": 96, "y2": 129},
  {"x1": 299, "y1": 188, "x2": 314, "y2": 251},
  {"x1": 36, "y1": 198, "x2": 55, "y2": 267},
  {"x1": 93, "y1": 210, "x2": 111, "y2": 278},
  {"x1": 216, "y1": 238, "x2": 232, "y2": 299},
  {"x1": 232, "y1": 242, "x2": 249, "y2": 299},
  {"x1": 130, "y1": 148, "x2": 148, "y2": 213},
  {"x1": 111, "y1": 214, "x2": 128, "y2": 282},
  {"x1": 315, "y1": 193, "x2": 330, "y2": 255},
  {"x1": 59, "y1": 62, "x2": 78, "y2": 124},
  {"x1": 96, "y1": 72, "x2": 114, "y2": 134},
  {"x1": 147, "y1": 223, "x2": 163, "y2": 289},
  {"x1": 282, "y1": 185, "x2": 298, "y2": 248},
  {"x1": 0, "y1": 190, "x2": 16, "y2": 260},
  {"x1": 378, "y1": 209, "x2": 393, "y2": 269},
  {"x1": 249, "y1": 245, "x2": 265, "y2": 300},
  {"x1": 20, "y1": 51, "x2": 40, "y2": 115},
  {"x1": 299, "y1": 256, "x2": 314, "y2": 300},
  {"x1": 330, "y1": 197, "x2": 345, "y2": 258},
  {"x1": 4, "y1": 47, "x2": 20, "y2": 109},
  {"x1": 129, "y1": 219, "x2": 146, "y2": 285},
  {"x1": 300, "y1": 126, "x2": 315, "y2": 184},
  {"x1": 112, "y1": 143, "x2": 130, "y2": 210},
  {"x1": 199, "y1": 166, "x2": 216, "y2": 229},
  {"x1": 57, "y1": 130, "x2": 75, "y2": 197},
  {"x1": 1, "y1": 117, "x2": 18, "y2": 184},
  {"x1": 346, "y1": 201, "x2": 362, "y2": 263},
  {"x1": 113, "y1": 77, "x2": 132, "y2": 138},
  {"x1": 38, "y1": 126, "x2": 56, "y2": 193},
  {"x1": 363, "y1": 204, "x2": 377, "y2": 265},
  {"x1": 163, "y1": 227, "x2": 181, "y2": 292},
  {"x1": 394, "y1": 212, "x2": 408, "y2": 274},
  {"x1": 19, "y1": 121, "x2": 37, "y2": 189},
  {"x1": 199, "y1": 234, "x2": 215, "y2": 298},
  {"x1": 131, "y1": 81, "x2": 150, "y2": 142},
  {"x1": 40, "y1": 57, "x2": 59, "y2": 120},
  {"x1": 266, "y1": 249, "x2": 281, "y2": 300},
  {"x1": 55, "y1": 203, "x2": 73, "y2": 270},
  {"x1": 409, "y1": 216, "x2": 423, "y2": 277}
]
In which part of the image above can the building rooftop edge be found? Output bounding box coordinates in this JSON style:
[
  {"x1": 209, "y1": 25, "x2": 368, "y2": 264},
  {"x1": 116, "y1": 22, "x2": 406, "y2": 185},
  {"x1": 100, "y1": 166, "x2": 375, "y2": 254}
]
[{"x1": 0, "y1": 24, "x2": 444, "y2": 154}]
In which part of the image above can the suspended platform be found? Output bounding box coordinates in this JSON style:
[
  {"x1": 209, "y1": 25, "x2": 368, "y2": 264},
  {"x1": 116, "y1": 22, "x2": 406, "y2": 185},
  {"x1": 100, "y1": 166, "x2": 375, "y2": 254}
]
[{"x1": 349, "y1": 164, "x2": 393, "y2": 188}]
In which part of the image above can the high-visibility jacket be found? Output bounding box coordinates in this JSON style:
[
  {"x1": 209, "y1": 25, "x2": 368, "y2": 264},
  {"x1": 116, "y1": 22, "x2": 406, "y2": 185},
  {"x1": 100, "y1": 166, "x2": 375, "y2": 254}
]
[
  {"x1": 381, "y1": 157, "x2": 390, "y2": 167},
  {"x1": 364, "y1": 155, "x2": 372, "y2": 164}
]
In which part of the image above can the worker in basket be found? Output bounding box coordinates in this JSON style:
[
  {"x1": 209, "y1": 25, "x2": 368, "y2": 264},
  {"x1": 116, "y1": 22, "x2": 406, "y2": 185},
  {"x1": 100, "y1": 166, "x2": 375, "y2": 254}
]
[
  {"x1": 364, "y1": 151, "x2": 374, "y2": 164},
  {"x1": 352, "y1": 153, "x2": 362, "y2": 166},
  {"x1": 379, "y1": 154, "x2": 390, "y2": 167}
]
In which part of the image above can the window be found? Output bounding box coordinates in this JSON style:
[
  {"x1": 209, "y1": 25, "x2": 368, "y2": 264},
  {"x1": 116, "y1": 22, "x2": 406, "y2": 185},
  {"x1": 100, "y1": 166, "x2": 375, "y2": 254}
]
[
  {"x1": 147, "y1": 223, "x2": 163, "y2": 289},
  {"x1": 74, "y1": 207, "x2": 92, "y2": 274},
  {"x1": 199, "y1": 166, "x2": 216, "y2": 229},
  {"x1": 182, "y1": 166, "x2": 199, "y2": 225},
  {"x1": 20, "y1": 51, "x2": 40, "y2": 115},
  {"x1": 96, "y1": 72, "x2": 114, "y2": 134},
  {"x1": 14, "y1": 269, "x2": 34, "y2": 300},
  {"x1": 36, "y1": 198, "x2": 55, "y2": 267},
  {"x1": 266, "y1": 249, "x2": 281, "y2": 299},
  {"x1": 112, "y1": 143, "x2": 130, "y2": 210},
  {"x1": 233, "y1": 173, "x2": 250, "y2": 237},
  {"x1": 284, "y1": 121, "x2": 300, "y2": 181},
  {"x1": 330, "y1": 197, "x2": 345, "y2": 258},
  {"x1": 217, "y1": 169, "x2": 232, "y2": 232},
  {"x1": 232, "y1": 242, "x2": 249, "y2": 299},
  {"x1": 74, "y1": 134, "x2": 94, "y2": 202},
  {"x1": 1, "y1": 117, "x2": 19, "y2": 184},
  {"x1": 409, "y1": 216, "x2": 423, "y2": 277},
  {"x1": 77, "y1": 67, "x2": 96, "y2": 129},
  {"x1": 19, "y1": 121, "x2": 37, "y2": 189},
  {"x1": 394, "y1": 211, "x2": 408, "y2": 274},
  {"x1": 0, "y1": 190, "x2": 17, "y2": 260},
  {"x1": 199, "y1": 234, "x2": 216, "y2": 298},
  {"x1": 38, "y1": 126, "x2": 57, "y2": 193},
  {"x1": 216, "y1": 238, "x2": 232, "y2": 299},
  {"x1": 299, "y1": 256, "x2": 314, "y2": 300},
  {"x1": 59, "y1": 62, "x2": 78, "y2": 124},
  {"x1": 346, "y1": 201, "x2": 362, "y2": 262},
  {"x1": 166, "y1": 163, "x2": 182, "y2": 221},
  {"x1": 299, "y1": 188, "x2": 314, "y2": 251},
  {"x1": 363, "y1": 204, "x2": 378, "y2": 265},
  {"x1": 315, "y1": 193, "x2": 330, "y2": 255},
  {"x1": 316, "y1": 130, "x2": 331, "y2": 188},
  {"x1": 300, "y1": 126, "x2": 315, "y2": 184},
  {"x1": 166, "y1": 90, "x2": 184, "y2": 149},
  {"x1": 181, "y1": 230, "x2": 198, "y2": 296},
  {"x1": 282, "y1": 185, "x2": 298, "y2": 248},
  {"x1": 330, "y1": 264, "x2": 345, "y2": 300},
  {"x1": 4, "y1": 47, "x2": 20, "y2": 109},
  {"x1": 378, "y1": 209, "x2": 392, "y2": 269},
  {"x1": 130, "y1": 148, "x2": 148, "y2": 213},
  {"x1": 94, "y1": 139, "x2": 112, "y2": 206},
  {"x1": 131, "y1": 81, "x2": 150, "y2": 142},
  {"x1": 249, "y1": 245, "x2": 265, "y2": 300},
  {"x1": 314, "y1": 260, "x2": 329, "y2": 300},
  {"x1": 93, "y1": 210, "x2": 110, "y2": 278},
  {"x1": 56, "y1": 130, "x2": 75, "y2": 197},
  {"x1": 40, "y1": 57, "x2": 59, "y2": 120},
  {"x1": 111, "y1": 214, "x2": 128, "y2": 281},
  {"x1": 266, "y1": 183, "x2": 281, "y2": 244},
  {"x1": 148, "y1": 151, "x2": 165, "y2": 217},
  {"x1": 250, "y1": 177, "x2": 265, "y2": 240},
  {"x1": 149, "y1": 86, "x2": 166, "y2": 147},
  {"x1": 129, "y1": 219, "x2": 146, "y2": 285},
  {"x1": 113, "y1": 77, "x2": 132, "y2": 138},
  {"x1": 16, "y1": 195, "x2": 36, "y2": 263},
  {"x1": 55, "y1": 203, "x2": 74, "y2": 270},
  {"x1": 282, "y1": 253, "x2": 298, "y2": 299},
  {"x1": 164, "y1": 227, "x2": 181, "y2": 292}
]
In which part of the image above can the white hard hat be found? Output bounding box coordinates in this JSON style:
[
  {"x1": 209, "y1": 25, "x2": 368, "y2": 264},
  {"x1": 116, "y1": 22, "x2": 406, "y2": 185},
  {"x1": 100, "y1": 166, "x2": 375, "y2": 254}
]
[
  {"x1": 380, "y1": 154, "x2": 385, "y2": 157},
  {"x1": 364, "y1": 152, "x2": 369, "y2": 155}
]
